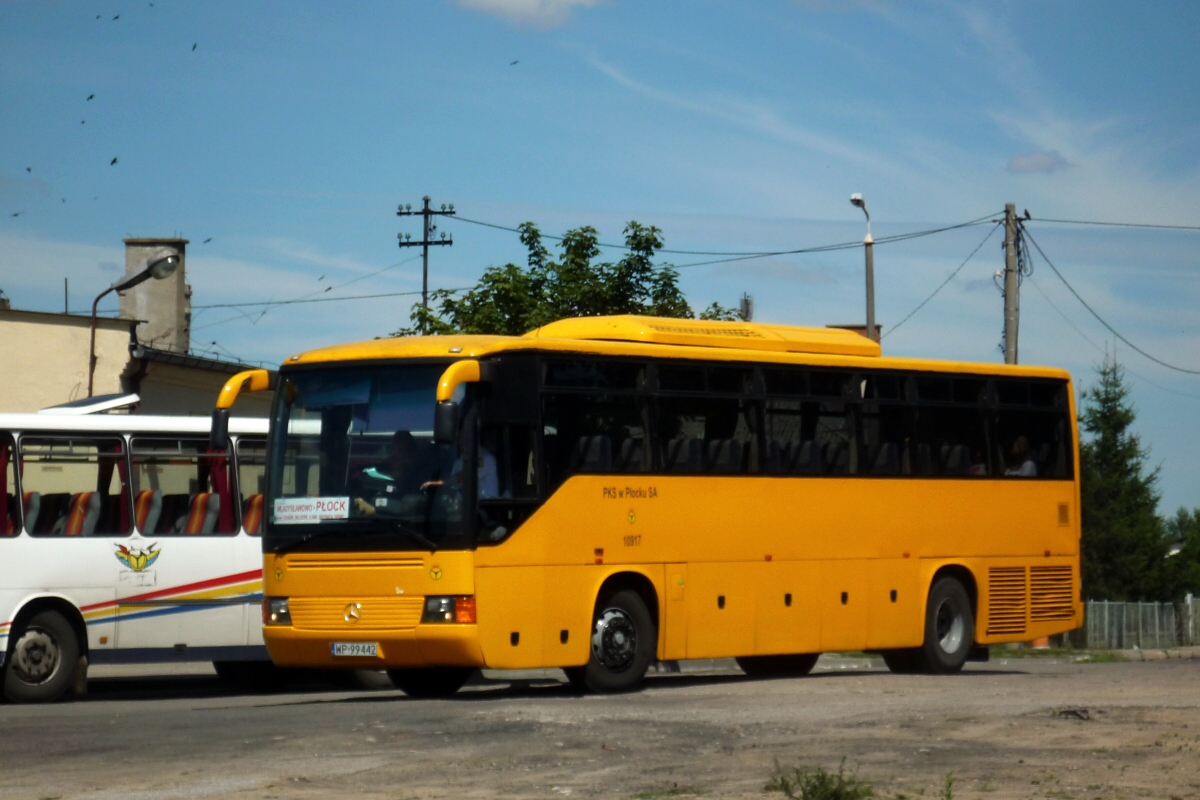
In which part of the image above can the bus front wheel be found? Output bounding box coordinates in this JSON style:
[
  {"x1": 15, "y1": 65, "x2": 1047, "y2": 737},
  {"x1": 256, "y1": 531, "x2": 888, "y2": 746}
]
[
  {"x1": 736, "y1": 653, "x2": 820, "y2": 678},
  {"x1": 388, "y1": 667, "x2": 473, "y2": 698},
  {"x1": 4, "y1": 610, "x2": 79, "y2": 703},
  {"x1": 919, "y1": 577, "x2": 974, "y2": 673},
  {"x1": 565, "y1": 589, "x2": 656, "y2": 693}
]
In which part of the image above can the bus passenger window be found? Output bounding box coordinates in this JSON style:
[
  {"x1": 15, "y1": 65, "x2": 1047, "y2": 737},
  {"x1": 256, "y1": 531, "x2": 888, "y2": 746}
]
[
  {"x1": 1, "y1": 435, "x2": 17, "y2": 536},
  {"x1": 19, "y1": 438, "x2": 130, "y2": 536},
  {"x1": 236, "y1": 437, "x2": 267, "y2": 535},
  {"x1": 656, "y1": 396, "x2": 757, "y2": 475},
  {"x1": 130, "y1": 439, "x2": 237, "y2": 535},
  {"x1": 992, "y1": 380, "x2": 1073, "y2": 480},
  {"x1": 541, "y1": 393, "x2": 648, "y2": 490}
]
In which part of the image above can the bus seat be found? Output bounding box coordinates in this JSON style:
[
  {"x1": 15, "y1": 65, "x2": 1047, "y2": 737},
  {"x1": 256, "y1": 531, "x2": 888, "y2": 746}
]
[
  {"x1": 915, "y1": 444, "x2": 934, "y2": 475},
  {"x1": 23, "y1": 492, "x2": 41, "y2": 534},
  {"x1": 1035, "y1": 441, "x2": 1051, "y2": 474},
  {"x1": 58, "y1": 492, "x2": 101, "y2": 536},
  {"x1": 242, "y1": 494, "x2": 264, "y2": 534},
  {"x1": 706, "y1": 439, "x2": 743, "y2": 474},
  {"x1": 568, "y1": 436, "x2": 612, "y2": 474},
  {"x1": 3, "y1": 494, "x2": 13, "y2": 535},
  {"x1": 823, "y1": 442, "x2": 849, "y2": 474},
  {"x1": 791, "y1": 441, "x2": 822, "y2": 475},
  {"x1": 179, "y1": 492, "x2": 220, "y2": 535},
  {"x1": 664, "y1": 437, "x2": 702, "y2": 473},
  {"x1": 617, "y1": 439, "x2": 645, "y2": 473},
  {"x1": 943, "y1": 445, "x2": 969, "y2": 475},
  {"x1": 871, "y1": 442, "x2": 899, "y2": 475},
  {"x1": 159, "y1": 494, "x2": 191, "y2": 534},
  {"x1": 134, "y1": 489, "x2": 162, "y2": 534},
  {"x1": 766, "y1": 440, "x2": 787, "y2": 474}
]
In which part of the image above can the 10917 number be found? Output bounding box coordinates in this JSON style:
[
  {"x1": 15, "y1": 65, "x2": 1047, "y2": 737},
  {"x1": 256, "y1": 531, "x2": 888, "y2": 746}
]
[{"x1": 623, "y1": 535, "x2": 641, "y2": 547}]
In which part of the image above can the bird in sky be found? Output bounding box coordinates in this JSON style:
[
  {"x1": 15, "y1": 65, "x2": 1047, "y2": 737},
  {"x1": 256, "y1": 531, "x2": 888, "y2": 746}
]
[
  {"x1": 81, "y1": 120, "x2": 85, "y2": 124},
  {"x1": 203, "y1": 237, "x2": 212, "y2": 243},
  {"x1": 325, "y1": 286, "x2": 332, "y2": 292},
  {"x1": 87, "y1": 94, "x2": 94, "y2": 101},
  {"x1": 510, "y1": 60, "x2": 519, "y2": 66},
  {"x1": 110, "y1": 157, "x2": 118, "y2": 165},
  {"x1": 113, "y1": 14, "x2": 119, "y2": 20},
  {"x1": 61, "y1": 198, "x2": 66, "y2": 203},
  {"x1": 192, "y1": 43, "x2": 197, "y2": 51},
  {"x1": 1023, "y1": 209, "x2": 1032, "y2": 220},
  {"x1": 317, "y1": 275, "x2": 326, "y2": 281},
  {"x1": 25, "y1": 167, "x2": 31, "y2": 173},
  {"x1": 9, "y1": 212, "x2": 22, "y2": 217}
]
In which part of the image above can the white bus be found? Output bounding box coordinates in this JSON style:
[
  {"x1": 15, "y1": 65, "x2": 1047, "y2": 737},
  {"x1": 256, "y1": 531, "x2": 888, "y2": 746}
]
[{"x1": 0, "y1": 405, "x2": 271, "y2": 702}]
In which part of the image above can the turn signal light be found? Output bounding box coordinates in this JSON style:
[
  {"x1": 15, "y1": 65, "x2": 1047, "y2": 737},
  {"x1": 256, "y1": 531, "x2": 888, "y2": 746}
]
[{"x1": 455, "y1": 596, "x2": 477, "y2": 624}]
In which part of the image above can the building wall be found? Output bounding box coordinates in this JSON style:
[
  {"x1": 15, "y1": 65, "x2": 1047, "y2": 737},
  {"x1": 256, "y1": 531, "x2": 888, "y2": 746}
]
[
  {"x1": 135, "y1": 361, "x2": 271, "y2": 418},
  {"x1": 0, "y1": 310, "x2": 133, "y2": 412},
  {"x1": 119, "y1": 238, "x2": 191, "y2": 354}
]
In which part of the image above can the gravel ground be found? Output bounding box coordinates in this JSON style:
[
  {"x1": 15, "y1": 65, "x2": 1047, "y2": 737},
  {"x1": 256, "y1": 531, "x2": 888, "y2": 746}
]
[{"x1": 0, "y1": 654, "x2": 1197, "y2": 800}]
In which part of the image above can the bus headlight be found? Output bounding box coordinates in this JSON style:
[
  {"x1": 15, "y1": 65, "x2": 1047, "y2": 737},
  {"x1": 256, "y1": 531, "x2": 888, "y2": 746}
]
[
  {"x1": 422, "y1": 596, "x2": 476, "y2": 624},
  {"x1": 264, "y1": 597, "x2": 291, "y2": 625}
]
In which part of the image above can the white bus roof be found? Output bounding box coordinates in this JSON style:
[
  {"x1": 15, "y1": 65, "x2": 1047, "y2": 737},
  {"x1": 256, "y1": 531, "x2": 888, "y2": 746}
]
[{"x1": 0, "y1": 414, "x2": 268, "y2": 435}]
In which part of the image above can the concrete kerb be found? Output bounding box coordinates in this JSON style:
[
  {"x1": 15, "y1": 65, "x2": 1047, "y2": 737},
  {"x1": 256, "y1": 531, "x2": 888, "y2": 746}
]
[{"x1": 1119, "y1": 645, "x2": 1200, "y2": 661}]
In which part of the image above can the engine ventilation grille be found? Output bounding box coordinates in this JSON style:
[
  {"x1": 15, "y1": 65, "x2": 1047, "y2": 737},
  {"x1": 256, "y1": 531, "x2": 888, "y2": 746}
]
[
  {"x1": 987, "y1": 567, "x2": 1028, "y2": 635},
  {"x1": 1030, "y1": 566, "x2": 1075, "y2": 621}
]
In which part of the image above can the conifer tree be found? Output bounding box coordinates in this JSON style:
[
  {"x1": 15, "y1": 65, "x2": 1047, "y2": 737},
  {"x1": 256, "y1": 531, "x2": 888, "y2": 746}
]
[{"x1": 1078, "y1": 356, "x2": 1169, "y2": 600}]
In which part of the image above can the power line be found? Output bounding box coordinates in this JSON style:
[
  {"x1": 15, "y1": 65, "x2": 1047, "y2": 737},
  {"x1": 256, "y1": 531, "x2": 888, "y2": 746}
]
[
  {"x1": 191, "y1": 287, "x2": 470, "y2": 331},
  {"x1": 1029, "y1": 217, "x2": 1200, "y2": 232},
  {"x1": 1023, "y1": 227, "x2": 1200, "y2": 376},
  {"x1": 883, "y1": 221, "x2": 1002, "y2": 339},
  {"x1": 451, "y1": 212, "x2": 1003, "y2": 260},
  {"x1": 1025, "y1": 274, "x2": 1200, "y2": 400}
]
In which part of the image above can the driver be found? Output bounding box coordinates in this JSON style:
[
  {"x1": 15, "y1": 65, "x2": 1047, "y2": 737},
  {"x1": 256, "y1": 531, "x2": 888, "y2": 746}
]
[{"x1": 352, "y1": 431, "x2": 429, "y2": 516}]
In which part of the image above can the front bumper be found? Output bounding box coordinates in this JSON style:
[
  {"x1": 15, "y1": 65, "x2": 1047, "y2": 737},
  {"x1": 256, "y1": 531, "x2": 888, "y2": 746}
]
[{"x1": 264, "y1": 623, "x2": 485, "y2": 668}]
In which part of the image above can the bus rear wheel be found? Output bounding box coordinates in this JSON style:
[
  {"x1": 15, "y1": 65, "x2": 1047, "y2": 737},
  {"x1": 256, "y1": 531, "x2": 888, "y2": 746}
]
[
  {"x1": 4, "y1": 610, "x2": 79, "y2": 703},
  {"x1": 736, "y1": 653, "x2": 820, "y2": 678},
  {"x1": 565, "y1": 589, "x2": 656, "y2": 693},
  {"x1": 387, "y1": 667, "x2": 473, "y2": 698},
  {"x1": 919, "y1": 577, "x2": 974, "y2": 674}
]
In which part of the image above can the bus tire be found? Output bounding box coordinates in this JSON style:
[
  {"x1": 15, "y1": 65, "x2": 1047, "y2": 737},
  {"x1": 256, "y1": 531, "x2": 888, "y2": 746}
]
[
  {"x1": 880, "y1": 649, "x2": 924, "y2": 674},
  {"x1": 567, "y1": 589, "x2": 656, "y2": 694},
  {"x1": 736, "y1": 653, "x2": 820, "y2": 678},
  {"x1": 920, "y1": 577, "x2": 974, "y2": 674},
  {"x1": 388, "y1": 667, "x2": 473, "y2": 698},
  {"x1": 4, "y1": 610, "x2": 79, "y2": 703}
]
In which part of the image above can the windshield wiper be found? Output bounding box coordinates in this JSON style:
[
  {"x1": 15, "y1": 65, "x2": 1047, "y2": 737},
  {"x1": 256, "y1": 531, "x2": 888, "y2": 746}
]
[{"x1": 272, "y1": 521, "x2": 438, "y2": 555}]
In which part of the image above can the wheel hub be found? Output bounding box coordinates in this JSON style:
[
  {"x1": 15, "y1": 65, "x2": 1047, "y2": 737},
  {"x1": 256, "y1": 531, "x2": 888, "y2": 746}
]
[
  {"x1": 11, "y1": 627, "x2": 61, "y2": 685},
  {"x1": 935, "y1": 598, "x2": 964, "y2": 654},
  {"x1": 591, "y1": 608, "x2": 636, "y2": 671}
]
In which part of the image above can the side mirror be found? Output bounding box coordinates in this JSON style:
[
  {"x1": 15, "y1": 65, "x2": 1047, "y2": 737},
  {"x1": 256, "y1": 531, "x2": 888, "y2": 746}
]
[
  {"x1": 433, "y1": 401, "x2": 458, "y2": 444},
  {"x1": 210, "y1": 408, "x2": 230, "y2": 450}
]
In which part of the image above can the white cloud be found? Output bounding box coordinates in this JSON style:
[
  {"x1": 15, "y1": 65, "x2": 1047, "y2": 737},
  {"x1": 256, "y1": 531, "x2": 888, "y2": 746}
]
[
  {"x1": 454, "y1": 0, "x2": 603, "y2": 27},
  {"x1": 1007, "y1": 150, "x2": 1069, "y2": 174}
]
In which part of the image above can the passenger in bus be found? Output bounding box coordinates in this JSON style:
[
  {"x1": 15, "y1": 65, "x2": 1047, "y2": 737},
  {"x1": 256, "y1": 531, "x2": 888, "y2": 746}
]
[
  {"x1": 450, "y1": 447, "x2": 499, "y2": 498},
  {"x1": 352, "y1": 430, "x2": 428, "y2": 515},
  {"x1": 968, "y1": 448, "x2": 988, "y2": 476},
  {"x1": 1004, "y1": 435, "x2": 1037, "y2": 477}
]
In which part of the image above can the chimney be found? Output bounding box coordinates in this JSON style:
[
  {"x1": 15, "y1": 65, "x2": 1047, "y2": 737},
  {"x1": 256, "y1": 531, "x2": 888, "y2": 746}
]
[{"x1": 120, "y1": 238, "x2": 190, "y2": 353}]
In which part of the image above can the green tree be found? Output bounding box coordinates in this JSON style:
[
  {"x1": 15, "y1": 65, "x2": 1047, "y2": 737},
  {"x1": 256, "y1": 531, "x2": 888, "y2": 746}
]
[
  {"x1": 1078, "y1": 356, "x2": 1170, "y2": 600},
  {"x1": 1162, "y1": 508, "x2": 1200, "y2": 598},
  {"x1": 394, "y1": 221, "x2": 739, "y2": 336}
]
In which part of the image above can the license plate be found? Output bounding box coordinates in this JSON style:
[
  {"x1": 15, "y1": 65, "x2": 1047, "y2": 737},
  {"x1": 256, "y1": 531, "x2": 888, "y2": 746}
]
[{"x1": 331, "y1": 642, "x2": 379, "y2": 658}]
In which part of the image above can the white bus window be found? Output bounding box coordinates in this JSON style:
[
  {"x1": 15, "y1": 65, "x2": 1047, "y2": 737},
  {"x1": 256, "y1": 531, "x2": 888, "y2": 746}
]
[
  {"x1": 130, "y1": 439, "x2": 236, "y2": 535},
  {"x1": 19, "y1": 438, "x2": 130, "y2": 537},
  {"x1": 2, "y1": 435, "x2": 17, "y2": 536},
  {"x1": 235, "y1": 437, "x2": 267, "y2": 535}
]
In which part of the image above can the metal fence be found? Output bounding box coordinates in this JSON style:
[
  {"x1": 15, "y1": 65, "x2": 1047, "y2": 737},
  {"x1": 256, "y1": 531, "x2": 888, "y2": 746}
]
[{"x1": 1082, "y1": 595, "x2": 1200, "y2": 649}]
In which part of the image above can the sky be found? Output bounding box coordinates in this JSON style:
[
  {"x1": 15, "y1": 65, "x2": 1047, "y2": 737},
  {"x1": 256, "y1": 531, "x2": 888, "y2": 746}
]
[{"x1": 1, "y1": 0, "x2": 1197, "y2": 512}]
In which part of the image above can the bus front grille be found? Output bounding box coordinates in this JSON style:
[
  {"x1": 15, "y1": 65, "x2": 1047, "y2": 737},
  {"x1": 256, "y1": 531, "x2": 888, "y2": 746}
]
[
  {"x1": 987, "y1": 567, "x2": 1028, "y2": 635},
  {"x1": 1030, "y1": 566, "x2": 1075, "y2": 621},
  {"x1": 288, "y1": 596, "x2": 424, "y2": 631}
]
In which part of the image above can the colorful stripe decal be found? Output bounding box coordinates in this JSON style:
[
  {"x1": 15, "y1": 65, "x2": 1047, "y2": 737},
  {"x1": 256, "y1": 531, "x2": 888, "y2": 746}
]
[{"x1": 0, "y1": 569, "x2": 263, "y2": 633}]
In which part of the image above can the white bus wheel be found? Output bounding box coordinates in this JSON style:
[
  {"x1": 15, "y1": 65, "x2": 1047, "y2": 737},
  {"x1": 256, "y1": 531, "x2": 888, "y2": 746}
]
[
  {"x1": 921, "y1": 577, "x2": 974, "y2": 673},
  {"x1": 4, "y1": 610, "x2": 80, "y2": 703}
]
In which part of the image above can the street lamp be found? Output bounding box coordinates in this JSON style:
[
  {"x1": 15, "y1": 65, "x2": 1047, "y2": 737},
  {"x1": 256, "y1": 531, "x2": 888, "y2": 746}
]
[
  {"x1": 850, "y1": 193, "x2": 876, "y2": 342},
  {"x1": 88, "y1": 247, "x2": 180, "y2": 397}
]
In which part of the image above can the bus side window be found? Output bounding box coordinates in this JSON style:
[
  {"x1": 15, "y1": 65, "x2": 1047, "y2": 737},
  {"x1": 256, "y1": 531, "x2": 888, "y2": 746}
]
[
  {"x1": 236, "y1": 437, "x2": 267, "y2": 535},
  {"x1": 992, "y1": 379, "x2": 1073, "y2": 479},
  {"x1": 655, "y1": 395, "x2": 754, "y2": 475},
  {"x1": 130, "y1": 438, "x2": 236, "y2": 535},
  {"x1": 541, "y1": 392, "x2": 648, "y2": 490},
  {"x1": 19, "y1": 437, "x2": 130, "y2": 536},
  {"x1": 1, "y1": 434, "x2": 17, "y2": 536}
]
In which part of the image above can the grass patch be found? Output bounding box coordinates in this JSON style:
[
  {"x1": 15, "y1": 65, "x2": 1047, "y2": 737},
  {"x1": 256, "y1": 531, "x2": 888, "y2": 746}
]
[
  {"x1": 988, "y1": 646, "x2": 1127, "y2": 662},
  {"x1": 766, "y1": 758, "x2": 875, "y2": 799}
]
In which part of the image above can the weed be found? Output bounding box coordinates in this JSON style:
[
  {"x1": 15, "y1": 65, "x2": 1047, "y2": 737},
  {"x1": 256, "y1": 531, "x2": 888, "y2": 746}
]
[
  {"x1": 765, "y1": 757, "x2": 874, "y2": 799},
  {"x1": 941, "y1": 772, "x2": 954, "y2": 800}
]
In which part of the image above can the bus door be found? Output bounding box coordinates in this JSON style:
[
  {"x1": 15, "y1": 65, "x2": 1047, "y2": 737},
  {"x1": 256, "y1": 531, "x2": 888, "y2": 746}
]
[{"x1": 116, "y1": 437, "x2": 244, "y2": 655}]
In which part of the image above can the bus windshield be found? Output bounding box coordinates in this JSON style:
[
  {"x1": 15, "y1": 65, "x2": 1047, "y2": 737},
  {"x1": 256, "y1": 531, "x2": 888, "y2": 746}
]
[{"x1": 267, "y1": 364, "x2": 468, "y2": 550}]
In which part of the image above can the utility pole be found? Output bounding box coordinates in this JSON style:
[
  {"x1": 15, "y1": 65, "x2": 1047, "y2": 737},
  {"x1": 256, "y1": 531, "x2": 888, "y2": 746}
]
[
  {"x1": 397, "y1": 195, "x2": 455, "y2": 334},
  {"x1": 1003, "y1": 202, "x2": 1019, "y2": 364}
]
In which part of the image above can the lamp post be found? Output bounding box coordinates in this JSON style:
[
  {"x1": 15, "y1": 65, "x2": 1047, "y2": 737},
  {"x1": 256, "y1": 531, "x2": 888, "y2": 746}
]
[
  {"x1": 850, "y1": 193, "x2": 876, "y2": 342},
  {"x1": 88, "y1": 248, "x2": 180, "y2": 397}
]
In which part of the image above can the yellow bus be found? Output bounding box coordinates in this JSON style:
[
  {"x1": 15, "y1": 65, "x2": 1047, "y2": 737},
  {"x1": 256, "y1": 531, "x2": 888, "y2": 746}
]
[{"x1": 217, "y1": 315, "x2": 1081, "y2": 696}]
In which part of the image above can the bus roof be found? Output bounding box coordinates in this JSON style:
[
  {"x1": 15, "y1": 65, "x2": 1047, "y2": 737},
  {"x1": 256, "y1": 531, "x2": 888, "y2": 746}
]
[
  {"x1": 0, "y1": 414, "x2": 268, "y2": 435},
  {"x1": 282, "y1": 315, "x2": 1071, "y2": 381}
]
